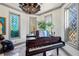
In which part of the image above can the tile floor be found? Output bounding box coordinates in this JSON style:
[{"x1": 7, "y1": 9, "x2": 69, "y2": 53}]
[{"x1": 4, "y1": 43, "x2": 69, "y2": 56}]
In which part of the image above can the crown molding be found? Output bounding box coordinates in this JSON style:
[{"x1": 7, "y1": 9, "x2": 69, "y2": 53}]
[
  {"x1": 0, "y1": 3, "x2": 65, "y2": 16},
  {"x1": 37, "y1": 3, "x2": 65, "y2": 15},
  {"x1": 0, "y1": 3, "x2": 39, "y2": 16}
]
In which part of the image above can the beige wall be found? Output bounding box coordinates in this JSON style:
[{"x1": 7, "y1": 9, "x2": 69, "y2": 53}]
[
  {"x1": 38, "y1": 8, "x2": 62, "y2": 37},
  {"x1": 0, "y1": 5, "x2": 38, "y2": 44}
]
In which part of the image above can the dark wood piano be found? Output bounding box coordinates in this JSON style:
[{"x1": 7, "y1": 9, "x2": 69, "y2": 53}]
[{"x1": 26, "y1": 36, "x2": 65, "y2": 56}]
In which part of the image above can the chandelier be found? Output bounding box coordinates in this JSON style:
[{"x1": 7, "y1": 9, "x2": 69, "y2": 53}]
[{"x1": 19, "y1": 3, "x2": 40, "y2": 14}]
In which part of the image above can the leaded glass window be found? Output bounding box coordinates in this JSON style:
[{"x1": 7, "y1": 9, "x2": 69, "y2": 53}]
[
  {"x1": 10, "y1": 13, "x2": 20, "y2": 38},
  {"x1": 65, "y1": 4, "x2": 78, "y2": 49}
]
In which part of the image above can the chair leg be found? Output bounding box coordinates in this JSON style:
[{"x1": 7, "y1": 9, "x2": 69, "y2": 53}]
[
  {"x1": 43, "y1": 51, "x2": 46, "y2": 56},
  {"x1": 57, "y1": 48, "x2": 59, "y2": 56}
]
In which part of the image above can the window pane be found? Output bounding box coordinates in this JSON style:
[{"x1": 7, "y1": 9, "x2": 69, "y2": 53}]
[
  {"x1": 10, "y1": 13, "x2": 20, "y2": 38},
  {"x1": 65, "y1": 4, "x2": 78, "y2": 48}
]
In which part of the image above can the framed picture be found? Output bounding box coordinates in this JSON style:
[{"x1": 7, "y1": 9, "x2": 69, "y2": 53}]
[
  {"x1": 0, "y1": 17, "x2": 6, "y2": 35},
  {"x1": 9, "y1": 12, "x2": 20, "y2": 38}
]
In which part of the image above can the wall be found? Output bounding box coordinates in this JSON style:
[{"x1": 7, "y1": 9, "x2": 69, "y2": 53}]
[
  {"x1": 60, "y1": 3, "x2": 79, "y2": 56},
  {"x1": 38, "y1": 3, "x2": 79, "y2": 56},
  {"x1": 0, "y1": 4, "x2": 38, "y2": 44},
  {"x1": 38, "y1": 8, "x2": 62, "y2": 37}
]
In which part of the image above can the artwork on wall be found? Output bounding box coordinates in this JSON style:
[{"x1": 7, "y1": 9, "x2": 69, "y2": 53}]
[
  {"x1": 10, "y1": 13, "x2": 20, "y2": 38},
  {"x1": 0, "y1": 17, "x2": 6, "y2": 35}
]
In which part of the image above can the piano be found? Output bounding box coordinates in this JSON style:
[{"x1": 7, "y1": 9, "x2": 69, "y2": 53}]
[{"x1": 26, "y1": 36, "x2": 65, "y2": 56}]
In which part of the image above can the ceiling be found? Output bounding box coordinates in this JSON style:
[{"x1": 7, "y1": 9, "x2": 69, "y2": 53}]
[{"x1": 3, "y1": 3, "x2": 63, "y2": 15}]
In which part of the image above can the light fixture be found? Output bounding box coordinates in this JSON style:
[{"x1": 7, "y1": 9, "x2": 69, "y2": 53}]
[{"x1": 19, "y1": 3, "x2": 40, "y2": 14}]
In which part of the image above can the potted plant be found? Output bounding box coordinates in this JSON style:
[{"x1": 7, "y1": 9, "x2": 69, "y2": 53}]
[
  {"x1": 38, "y1": 21, "x2": 53, "y2": 37},
  {"x1": 46, "y1": 21, "x2": 53, "y2": 35},
  {"x1": 38, "y1": 21, "x2": 47, "y2": 31}
]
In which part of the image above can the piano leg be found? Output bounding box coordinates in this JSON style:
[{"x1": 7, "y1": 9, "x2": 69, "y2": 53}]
[
  {"x1": 57, "y1": 48, "x2": 59, "y2": 56},
  {"x1": 43, "y1": 51, "x2": 46, "y2": 56},
  {"x1": 26, "y1": 50, "x2": 29, "y2": 56}
]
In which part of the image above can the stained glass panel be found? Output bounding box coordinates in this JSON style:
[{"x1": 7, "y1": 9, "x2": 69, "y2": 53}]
[
  {"x1": 68, "y1": 4, "x2": 77, "y2": 44},
  {"x1": 10, "y1": 13, "x2": 20, "y2": 38},
  {"x1": 65, "y1": 4, "x2": 78, "y2": 48}
]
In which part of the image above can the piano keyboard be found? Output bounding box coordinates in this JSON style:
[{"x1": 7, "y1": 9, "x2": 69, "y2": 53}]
[{"x1": 29, "y1": 42, "x2": 63, "y2": 52}]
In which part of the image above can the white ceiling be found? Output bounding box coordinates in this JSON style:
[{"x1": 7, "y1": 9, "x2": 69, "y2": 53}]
[
  {"x1": 4, "y1": 3, "x2": 63, "y2": 14},
  {"x1": 37, "y1": 3, "x2": 62, "y2": 14}
]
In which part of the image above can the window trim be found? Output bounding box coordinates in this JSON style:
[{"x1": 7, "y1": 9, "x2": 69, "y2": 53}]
[
  {"x1": 9, "y1": 12, "x2": 21, "y2": 39},
  {"x1": 64, "y1": 4, "x2": 78, "y2": 50}
]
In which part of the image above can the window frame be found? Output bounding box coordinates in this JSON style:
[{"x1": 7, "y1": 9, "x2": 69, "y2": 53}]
[
  {"x1": 64, "y1": 4, "x2": 78, "y2": 50},
  {"x1": 9, "y1": 12, "x2": 21, "y2": 39}
]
